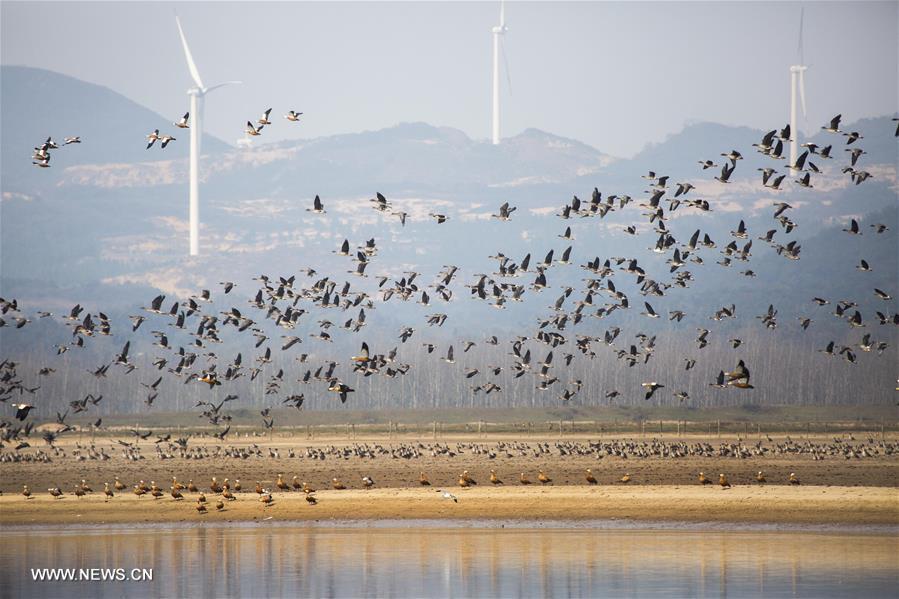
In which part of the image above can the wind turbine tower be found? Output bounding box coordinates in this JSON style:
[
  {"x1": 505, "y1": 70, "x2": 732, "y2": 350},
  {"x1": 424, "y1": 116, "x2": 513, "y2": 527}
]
[
  {"x1": 175, "y1": 16, "x2": 240, "y2": 256},
  {"x1": 491, "y1": 0, "x2": 508, "y2": 145},
  {"x1": 789, "y1": 8, "x2": 808, "y2": 175}
]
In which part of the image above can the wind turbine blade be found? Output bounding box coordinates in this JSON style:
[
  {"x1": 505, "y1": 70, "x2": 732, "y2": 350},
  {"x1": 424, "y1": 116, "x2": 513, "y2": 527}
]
[
  {"x1": 500, "y1": 0, "x2": 505, "y2": 28},
  {"x1": 203, "y1": 81, "x2": 243, "y2": 95},
  {"x1": 797, "y1": 7, "x2": 804, "y2": 65},
  {"x1": 799, "y1": 69, "x2": 807, "y2": 118},
  {"x1": 500, "y1": 36, "x2": 512, "y2": 97},
  {"x1": 175, "y1": 16, "x2": 205, "y2": 90}
]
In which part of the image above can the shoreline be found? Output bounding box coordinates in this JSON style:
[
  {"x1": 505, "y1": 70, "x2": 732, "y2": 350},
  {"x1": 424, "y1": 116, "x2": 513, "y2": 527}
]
[
  {"x1": 3, "y1": 485, "x2": 897, "y2": 527},
  {"x1": 3, "y1": 518, "x2": 898, "y2": 535}
]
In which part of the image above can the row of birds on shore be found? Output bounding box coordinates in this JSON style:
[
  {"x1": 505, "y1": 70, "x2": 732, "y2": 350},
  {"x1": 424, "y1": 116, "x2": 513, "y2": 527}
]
[
  {"x1": 5, "y1": 436, "x2": 892, "y2": 467},
  {"x1": 16, "y1": 467, "x2": 804, "y2": 505},
  {"x1": 6, "y1": 111, "x2": 896, "y2": 443}
]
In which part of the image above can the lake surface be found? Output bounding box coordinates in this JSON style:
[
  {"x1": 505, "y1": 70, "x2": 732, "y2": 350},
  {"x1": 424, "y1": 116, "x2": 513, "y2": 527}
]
[{"x1": 2, "y1": 521, "x2": 897, "y2": 598}]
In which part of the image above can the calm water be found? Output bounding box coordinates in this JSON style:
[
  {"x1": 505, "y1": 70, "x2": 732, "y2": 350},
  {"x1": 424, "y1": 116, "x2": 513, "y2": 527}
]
[{"x1": 2, "y1": 522, "x2": 897, "y2": 598}]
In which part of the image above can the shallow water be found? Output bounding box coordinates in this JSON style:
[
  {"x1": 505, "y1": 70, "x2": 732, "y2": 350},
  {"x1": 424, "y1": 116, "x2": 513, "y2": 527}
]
[{"x1": 3, "y1": 522, "x2": 897, "y2": 598}]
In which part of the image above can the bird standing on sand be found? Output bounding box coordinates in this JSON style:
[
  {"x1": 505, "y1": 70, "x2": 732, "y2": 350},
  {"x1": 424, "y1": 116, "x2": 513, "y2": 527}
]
[
  {"x1": 619, "y1": 473, "x2": 631, "y2": 484},
  {"x1": 585, "y1": 469, "x2": 597, "y2": 485},
  {"x1": 490, "y1": 470, "x2": 504, "y2": 485},
  {"x1": 756, "y1": 471, "x2": 767, "y2": 483},
  {"x1": 719, "y1": 473, "x2": 731, "y2": 489},
  {"x1": 789, "y1": 472, "x2": 801, "y2": 485},
  {"x1": 538, "y1": 470, "x2": 553, "y2": 485},
  {"x1": 698, "y1": 472, "x2": 711, "y2": 485},
  {"x1": 419, "y1": 472, "x2": 431, "y2": 486}
]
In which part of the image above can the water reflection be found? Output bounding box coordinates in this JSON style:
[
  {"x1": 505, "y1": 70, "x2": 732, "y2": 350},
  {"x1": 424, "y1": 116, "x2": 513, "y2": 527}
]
[{"x1": 3, "y1": 524, "x2": 898, "y2": 598}]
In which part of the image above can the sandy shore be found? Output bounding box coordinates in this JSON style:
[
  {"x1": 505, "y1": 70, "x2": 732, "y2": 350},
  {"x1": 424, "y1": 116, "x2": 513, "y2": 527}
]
[{"x1": 2, "y1": 485, "x2": 897, "y2": 527}]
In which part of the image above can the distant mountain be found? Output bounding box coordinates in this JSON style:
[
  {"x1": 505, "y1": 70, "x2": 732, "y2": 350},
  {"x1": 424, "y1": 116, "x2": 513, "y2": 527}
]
[
  {"x1": 0, "y1": 66, "x2": 230, "y2": 192},
  {"x1": 42, "y1": 121, "x2": 616, "y2": 202},
  {"x1": 1, "y1": 67, "x2": 895, "y2": 318},
  {"x1": 629, "y1": 122, "x2": 767, "y2": 175}
]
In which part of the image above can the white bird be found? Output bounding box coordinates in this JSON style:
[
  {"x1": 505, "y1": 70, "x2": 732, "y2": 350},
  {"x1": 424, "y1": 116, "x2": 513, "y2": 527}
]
[
  {"x1": 284, "y1": 110, "x2": 303, "y2": 122},
  {"x1": 159, "y1": 135, "x2": 177, "y2": 149},
  {"x1": 64, "y1": 136, "x2": 81, "y2": 144},
  {"x1": 257, "y1": 108, "x2": 272, "y2": 126},
  {"x1": 436, "y1": 489, "x2": 458, "y2": 503},
  {"x1": 174, "y1": 112, "x2": 190, "y2": 128}
]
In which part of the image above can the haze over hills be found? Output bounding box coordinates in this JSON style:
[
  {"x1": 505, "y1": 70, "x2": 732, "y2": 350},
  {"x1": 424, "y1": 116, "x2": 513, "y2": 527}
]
[{"x1": 1, "y1": 67, "x2": 896, "y2": 414}]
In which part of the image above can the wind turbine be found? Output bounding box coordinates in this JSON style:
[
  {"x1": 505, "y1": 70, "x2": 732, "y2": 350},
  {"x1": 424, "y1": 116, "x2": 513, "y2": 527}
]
[
  {"x1": 175, "y1": 16, "x2": 241, "y2": 256},
  {"x1": 789, "y1": 8, "x2": 808, "y2": 175},
  {"x1": 491, "y1": 0, "x2": 508, "y2": 145}
]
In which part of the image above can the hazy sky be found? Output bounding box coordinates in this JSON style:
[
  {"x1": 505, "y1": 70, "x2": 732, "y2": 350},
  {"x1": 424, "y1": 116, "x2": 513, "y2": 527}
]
[{"x1": 2, "y1": 1, "x2": 896, "y2": 157}]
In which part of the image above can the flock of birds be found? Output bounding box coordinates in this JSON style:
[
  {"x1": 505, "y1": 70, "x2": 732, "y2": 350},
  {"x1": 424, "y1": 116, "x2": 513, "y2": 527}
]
[
  {"x1": 7, "y1": 434, "x2": 894, "y2": 514},
  {"x1": 5, "y1": 108, "x2": 897, "y2": 458},
  {"x1": 31, "y1": 106, "x2": 304, "y2": 167},
  {"x1": 145, "y1": 108, "x2": 305, "y2": 151},
  {"x1": 29, "y1": 135, "x2": 80, "y2": 168},
  {"x1": 16, "y1": 465, "x2": 812, "y2": 513}
]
